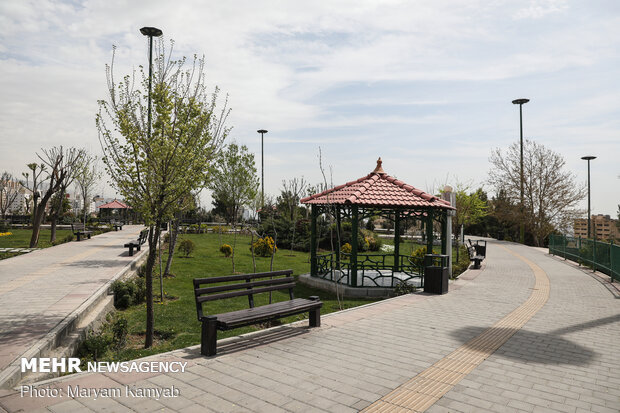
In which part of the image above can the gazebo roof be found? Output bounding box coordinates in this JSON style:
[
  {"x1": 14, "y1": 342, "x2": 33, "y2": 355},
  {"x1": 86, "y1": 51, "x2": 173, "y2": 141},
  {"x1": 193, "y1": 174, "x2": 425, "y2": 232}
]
[
  {"x1": 300, "y1": 158, "x2": 454, "y2": 210},
  {"x1": 98, "y1": 199, "x2": 130, "y2": 209}
]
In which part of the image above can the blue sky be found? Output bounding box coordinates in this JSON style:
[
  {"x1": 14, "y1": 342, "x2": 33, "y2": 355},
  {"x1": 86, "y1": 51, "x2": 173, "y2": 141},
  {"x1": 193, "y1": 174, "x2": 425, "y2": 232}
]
[{"x1": 1, "y1": 0, "x2": 619, "y2": 216}]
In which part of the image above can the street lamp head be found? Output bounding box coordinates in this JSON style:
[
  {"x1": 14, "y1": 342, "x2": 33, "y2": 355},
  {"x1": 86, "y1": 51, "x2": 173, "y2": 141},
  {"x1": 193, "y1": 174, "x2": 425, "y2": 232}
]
[
  {"x1": 257, "y1": 129, "x2": 268, "y2": 134},
  {"x1": 140, "y1": 27, "x2": 163, "y2": 37},
  {"x1": 512, "y1": 98, "x2": 530, "y2": 105},
  {"x1": 581, "y1": 156, "x2": 596, "y2": 161}
]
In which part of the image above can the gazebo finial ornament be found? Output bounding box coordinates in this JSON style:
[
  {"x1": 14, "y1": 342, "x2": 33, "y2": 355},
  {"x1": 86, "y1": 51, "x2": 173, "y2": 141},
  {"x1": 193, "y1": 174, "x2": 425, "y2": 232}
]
[{"x1": 373, "y1": 157, "x2": 386, "y2": 175}]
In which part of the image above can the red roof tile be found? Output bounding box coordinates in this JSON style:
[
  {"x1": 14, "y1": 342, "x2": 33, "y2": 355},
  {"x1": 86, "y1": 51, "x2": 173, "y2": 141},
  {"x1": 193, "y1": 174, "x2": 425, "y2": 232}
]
[
  {"x1": 98, "y1": 199, "x2": 131, "y2": 209},
  {"x1": 300, "y1": 158, "x2": 454, "y2": 210}
]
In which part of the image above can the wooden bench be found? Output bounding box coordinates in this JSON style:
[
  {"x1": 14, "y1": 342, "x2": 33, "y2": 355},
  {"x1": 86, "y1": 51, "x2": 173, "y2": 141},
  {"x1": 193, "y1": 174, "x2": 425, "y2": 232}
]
[
  {"x1": 111, "y1": 220, "x2": 124, "y2": 231},
  {"x1": 193, "y1": 270, "x2": 322, "y2": 356},
  {"x1": 71, "y1": 223, "x2": 93, "y2": 241},
  {"x1": 124, "y1": 229, "x2": 148, "y2": 256},
  {"x1": 467, "y1": 245, "x2": 485, "y2": 269}
]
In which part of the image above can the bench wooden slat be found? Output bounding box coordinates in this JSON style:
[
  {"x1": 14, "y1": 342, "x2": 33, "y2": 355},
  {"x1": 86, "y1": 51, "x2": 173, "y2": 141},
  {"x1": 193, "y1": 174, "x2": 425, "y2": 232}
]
[
  {"x1": 216, "y1": 298, "x2": 322, "y2": 328},
  {"x1": 195, "y1": 277, "x2": 295, "y2": 296},
  {"x1": 193, "y1": 269, "x2": 293, "y2": 286},
  {"x1": 196, "y1": 282, "x2": 296, "y2": 303}
]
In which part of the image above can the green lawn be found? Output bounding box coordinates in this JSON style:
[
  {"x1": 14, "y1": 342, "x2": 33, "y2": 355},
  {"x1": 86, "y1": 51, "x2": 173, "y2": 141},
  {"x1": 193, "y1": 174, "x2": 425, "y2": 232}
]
[
  {"x1": 0, "y1": 228, "x2": 75, "y2": 249},
  {"x1": 103, "y1": 232, "x2": 382, "y2": 361}
]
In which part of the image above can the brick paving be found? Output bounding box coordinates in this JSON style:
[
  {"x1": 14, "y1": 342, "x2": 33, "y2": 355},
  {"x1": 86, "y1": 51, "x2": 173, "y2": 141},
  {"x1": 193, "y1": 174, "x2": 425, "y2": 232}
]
[
  {"x1": 0, "y1": 226, "x2": 147, "y2": 381},
  {"x1": 1, "y1": 239, "x2": 619, "y2": 412}
]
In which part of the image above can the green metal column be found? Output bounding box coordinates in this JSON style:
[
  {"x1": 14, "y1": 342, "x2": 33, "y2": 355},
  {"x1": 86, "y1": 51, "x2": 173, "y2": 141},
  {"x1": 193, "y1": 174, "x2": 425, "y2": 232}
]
[
  {"x1": 310, "y1": 205, "x2": 318, "y2": 277},
  {"x1": 426, "y1": 211, "x2": 434, "y2": 254},
  {"x1": 335, "y1": 208, "x2": 341, "y2": 268},
  {"x1": 393, "y1": 210, "x2": 400, "y2": 272},
  {"x1": 611, "y1": 240, "x2": 615, "y2": 283},
  {"x1": 441, "y1": 215, "x2": 448, "y2": 255},
  {"x1": 351, "y1": 205, "x2": 359, "y2": 287},
  {"x1": 592, "y1": 238, "x2": 596, "y2": 272}
]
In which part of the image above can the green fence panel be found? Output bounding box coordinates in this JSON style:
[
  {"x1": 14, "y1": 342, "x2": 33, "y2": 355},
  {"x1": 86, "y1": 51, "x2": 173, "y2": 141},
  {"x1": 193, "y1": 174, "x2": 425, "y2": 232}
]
[{"x1": 549, "y1": 234, "x2": 618, "y2": 282}]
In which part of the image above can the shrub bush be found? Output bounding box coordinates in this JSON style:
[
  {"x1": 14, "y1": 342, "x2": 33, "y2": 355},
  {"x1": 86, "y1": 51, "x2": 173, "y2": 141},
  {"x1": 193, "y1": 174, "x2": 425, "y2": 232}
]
[
  {"x1": 251, "y1": 236, "x2": 277, "y2": 257},
  {"x1": 77, "y1": 329, "x2": 111, "y2": 362},
  {"x1": 394, "y1": 280, "x2": 416, "y2": 295},
  {"x1": 410, "y1": 246, "x2": 428, "y2": 267},
  {"x1": 178, "y1": 238, "x2": 195, "y2": 257},
  {"x1": 112, "y1": 317, "x2": 128, "y2": 350},
  {"x1": 111, "y1": 278, "x2": 146, "y2": 310},
  {"x1": 341, "y1": 243, "x2": 352, "y2": 254},
  {"x1": 219, "y1": 244, "x2": 233, "y2": 257}
]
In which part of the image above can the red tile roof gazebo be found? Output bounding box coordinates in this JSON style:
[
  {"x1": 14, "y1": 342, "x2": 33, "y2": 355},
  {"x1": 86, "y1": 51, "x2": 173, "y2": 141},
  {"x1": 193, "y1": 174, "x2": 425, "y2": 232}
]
[{"x1": 300, "y1": 158, "x2": 455, "y2": 289}]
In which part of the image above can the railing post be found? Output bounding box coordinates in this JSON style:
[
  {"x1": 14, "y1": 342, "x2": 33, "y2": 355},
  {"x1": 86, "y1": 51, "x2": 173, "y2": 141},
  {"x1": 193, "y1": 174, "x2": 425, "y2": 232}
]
[
  {"x1": 611, "y1": 240, "x2": 615, "y2": 283},
  {"x1": 592, "y1": 238, "x2": 596, "y2": 272},
  {"x1": 563, "y1": 234, "x2": 567, "y2": 260},
  {"x1": 310, "y1": 205, "x2": 318, "y2": 277},
  {"x1": 351, "y1": 205, "x2": 359, "y2": 287},
  {"x1": 578, "y1": 236, "x2": 582, "y2": 266},
  {"x1": 393, "y1": 210, "x2": 401, "y2": 273}
]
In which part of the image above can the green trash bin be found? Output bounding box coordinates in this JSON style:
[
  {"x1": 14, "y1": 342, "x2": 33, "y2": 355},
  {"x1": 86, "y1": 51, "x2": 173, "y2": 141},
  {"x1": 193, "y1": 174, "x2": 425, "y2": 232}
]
[{"x1": 424, "y1": 254, "x2": 449, "y2": 294}]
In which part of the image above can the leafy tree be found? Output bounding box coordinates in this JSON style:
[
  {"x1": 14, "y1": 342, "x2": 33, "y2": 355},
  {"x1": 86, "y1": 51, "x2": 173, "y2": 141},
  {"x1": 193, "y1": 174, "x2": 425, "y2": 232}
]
[
  {"x1": 30, "y1": 147, "x2": 85, "y2": 247},
  {"x1": 97, "y1": 43, "x2": 229, "y2": 348},
  {"x1": 209, "y1": 143, "x2": 259, "y2": 272},
  {"x1": 209, "y1": 143, "x2": 259, "y2": 225},
  {"x1": 488, "y1": 139, "x2": 585, "y2": 246}
]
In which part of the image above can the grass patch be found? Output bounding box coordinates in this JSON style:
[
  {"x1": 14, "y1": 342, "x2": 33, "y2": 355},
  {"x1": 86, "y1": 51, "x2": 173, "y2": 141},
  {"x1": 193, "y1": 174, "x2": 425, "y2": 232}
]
[
  {"x1": 89, "y1": 232, "x2": 381, "y2": 361},
  {"x1": 0, "y1": 228, "x2": 74, "y2": 249}
]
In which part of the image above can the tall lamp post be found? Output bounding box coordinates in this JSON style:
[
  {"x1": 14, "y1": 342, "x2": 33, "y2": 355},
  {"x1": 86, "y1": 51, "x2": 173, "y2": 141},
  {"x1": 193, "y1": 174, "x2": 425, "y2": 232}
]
[
  {"x1": 581, "y1": 156, "x2": 596, "y2": 239},
  {"x1": 257, "y1": 129, "x2": 268, "y2": 207},
  {"x1": 512, "y1": 98, "x2": 529, "y2": 244},
  {"x1": 140, "y1": 27, "x2": 163, "y2": 145}
]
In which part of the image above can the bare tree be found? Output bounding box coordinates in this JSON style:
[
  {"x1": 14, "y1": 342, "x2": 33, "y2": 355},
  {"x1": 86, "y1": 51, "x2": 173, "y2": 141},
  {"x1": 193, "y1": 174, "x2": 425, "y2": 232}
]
[
  {"x1": 280, "y1": 177, "x2": 307, "y2": 252},
  {"x1": 29, "y1": 147, "x2": 85, "y2": 247},
  {"x1": 23, "y1": 163, "x2": 46, "y2": 222},
  {"x1": 488, "y1": 139, "x2": 585, "y2": 246},
  {"x1": 74, "y1": 153, "x2": 101, "y2": 224},
  {"x1": 0, "y1": 172, "x2": 22, "y2": 218},
  {"x1": 48, "y1": 151, "x2": 84, "y2": 243}
]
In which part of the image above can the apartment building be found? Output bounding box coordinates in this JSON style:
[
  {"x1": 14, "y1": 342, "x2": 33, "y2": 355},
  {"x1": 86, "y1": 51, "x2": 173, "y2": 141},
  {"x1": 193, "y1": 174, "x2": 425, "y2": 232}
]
[{"x1": 574, "y1": 214, "x2": 620, "y2": 241}]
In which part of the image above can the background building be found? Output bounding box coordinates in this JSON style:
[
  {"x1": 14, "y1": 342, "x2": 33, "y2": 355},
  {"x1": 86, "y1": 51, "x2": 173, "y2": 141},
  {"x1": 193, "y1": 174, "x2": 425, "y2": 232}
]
[{"x1": 574, "y1": 214, "x2": 620, "y2": 241}]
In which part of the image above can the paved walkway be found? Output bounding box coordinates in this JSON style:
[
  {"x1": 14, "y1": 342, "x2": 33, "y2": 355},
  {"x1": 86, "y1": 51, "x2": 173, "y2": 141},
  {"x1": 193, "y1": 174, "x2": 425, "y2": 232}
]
[
  {"x1": 0, "y1": 226, "x2": 147, "y2": 386},
  {"x1": 1, "y1": 239, "x2": 619, "y2": 412}
]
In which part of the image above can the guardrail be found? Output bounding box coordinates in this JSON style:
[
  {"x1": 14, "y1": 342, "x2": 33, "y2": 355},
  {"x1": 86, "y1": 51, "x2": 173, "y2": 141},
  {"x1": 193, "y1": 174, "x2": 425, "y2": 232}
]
[{"x1": 548, "y1": 234, "x2": 619, "y2": 282}]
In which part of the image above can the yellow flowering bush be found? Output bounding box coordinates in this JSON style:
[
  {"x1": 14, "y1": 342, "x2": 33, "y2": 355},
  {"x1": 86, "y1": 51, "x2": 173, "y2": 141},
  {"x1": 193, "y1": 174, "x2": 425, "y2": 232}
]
[
  {"x1": 0, "y1": 232, "x2": 12, "y2": 237},
  {"x1": 219, "y1": 244, "x2": 233, "y2": 257},
  {"x1": 251, "y1": 236, "x2": 277, "y2": 257}
]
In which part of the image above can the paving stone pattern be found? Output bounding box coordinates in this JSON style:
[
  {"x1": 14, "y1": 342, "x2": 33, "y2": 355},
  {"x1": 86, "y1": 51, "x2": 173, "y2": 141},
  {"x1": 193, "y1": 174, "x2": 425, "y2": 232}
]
[
  {"x1": 1, "y1": 239, "x2": 619, "y2": 412},
  {"x1": 0, "y1": 226, "x2": 145, "y2": 374}
]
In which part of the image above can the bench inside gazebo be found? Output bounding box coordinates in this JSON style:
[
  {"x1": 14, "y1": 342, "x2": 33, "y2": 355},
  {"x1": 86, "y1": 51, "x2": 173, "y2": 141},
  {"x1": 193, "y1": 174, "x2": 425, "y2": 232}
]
[{"x1": 300, "y1": 158, "x2": 455, "y2": 295}]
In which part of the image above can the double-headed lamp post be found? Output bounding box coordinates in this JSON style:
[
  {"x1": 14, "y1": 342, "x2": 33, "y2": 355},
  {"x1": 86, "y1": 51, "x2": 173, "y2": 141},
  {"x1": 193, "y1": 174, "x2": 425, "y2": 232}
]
[
  {"x1": 257, "y1": 129, "x2": 268, "y2": 207},
  {"x1": 581, "y1": 156, "x2": 596, "y2": 239},
  {"x1": 512, "y1": 98, "x2": 530, "y2": 244},
  {"x1": 140, "y1": 27, "x2": 163, "y2": 144}
]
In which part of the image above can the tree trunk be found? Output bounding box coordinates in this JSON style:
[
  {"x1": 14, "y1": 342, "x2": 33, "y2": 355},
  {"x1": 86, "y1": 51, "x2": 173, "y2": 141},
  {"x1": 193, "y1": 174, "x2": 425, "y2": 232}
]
[
  {"x1": 163, "y1": 219, "x2": 180, "y2": 276},
  {"x1": 50, "y1": 217, "x2": 57, "y2": 243},
  {"x1": 231, "y1": 223, "x2": 237, "y2": 273},
  {"x1": 144, "y1": 224, "x2": 160, "y2": 349},
  {"x1": 29, "y1": 192, "x2": 52, "y2": 248}
]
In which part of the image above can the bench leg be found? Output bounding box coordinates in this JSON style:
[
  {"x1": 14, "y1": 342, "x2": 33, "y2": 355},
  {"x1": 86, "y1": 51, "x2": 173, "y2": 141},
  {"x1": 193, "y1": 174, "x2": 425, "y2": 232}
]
[
  {"x1": 201, "y1": 316, "x2": 218, "y2": 356},
  {"x1": 128, "y1": 246, "x2": 134, "y2": 257},
  {"x1": 76, "y1": 234, "x2": 81, "y2": 241},
  {"x1": 473, "y1": 259, "x2": 481, "y2": 269},
  {"x1": 309, "y1": 296, "x2": 321, "y2": 328},
  {"x1": 87, "y1": 234, "x2": 91, "y2": 239}
]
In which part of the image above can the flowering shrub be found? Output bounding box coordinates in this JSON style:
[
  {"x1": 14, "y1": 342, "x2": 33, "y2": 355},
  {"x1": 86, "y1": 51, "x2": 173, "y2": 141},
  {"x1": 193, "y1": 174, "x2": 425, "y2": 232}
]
[
  {"x1": 341, "y1": 243, "x2": 352, "y2": 254},
  {"x1": 251, "y1": 236, "x2": 277, "y2": 257},
  {"x1": 0, "y1": 232, "x2": 12, "y2": 237},
  {"x1": 410, "y1": 246, "x2": 428, "y2": 267},
  {"x1": 219, "y1": 244, "x2": 233, "y2": 257}
]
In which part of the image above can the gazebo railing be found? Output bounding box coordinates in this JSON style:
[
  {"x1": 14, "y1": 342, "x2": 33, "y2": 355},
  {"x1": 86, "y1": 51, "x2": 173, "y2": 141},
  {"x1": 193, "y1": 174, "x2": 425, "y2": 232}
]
[{"x1": 315, "y1": 252, "x2": 424, "y2": 288}]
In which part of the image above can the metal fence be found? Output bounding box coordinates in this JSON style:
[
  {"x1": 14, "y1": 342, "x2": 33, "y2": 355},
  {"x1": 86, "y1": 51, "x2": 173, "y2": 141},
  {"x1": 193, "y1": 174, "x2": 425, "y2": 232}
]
[{"x1": 548, "y1": 234, "x2": 619, "y2": 282}]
